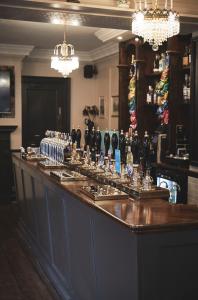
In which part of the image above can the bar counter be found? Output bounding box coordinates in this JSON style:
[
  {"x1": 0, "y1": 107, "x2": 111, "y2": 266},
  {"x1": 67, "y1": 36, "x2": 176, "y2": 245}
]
[{"x1": 12, "y1": 153, "x2": 198, "y2": 300}]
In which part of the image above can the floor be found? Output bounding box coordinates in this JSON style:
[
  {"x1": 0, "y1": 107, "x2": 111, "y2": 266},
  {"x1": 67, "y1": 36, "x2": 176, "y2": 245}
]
[{"x1": 0, "y1": 203, "x2": 60, "y2": 300}]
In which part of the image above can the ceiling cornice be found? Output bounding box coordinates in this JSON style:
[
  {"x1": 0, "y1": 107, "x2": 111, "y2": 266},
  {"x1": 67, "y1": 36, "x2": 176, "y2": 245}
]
[
  {"x1": 89, "y1": 41, "x2": 119, "y2": 61},
  {"x1": 94, "y1": 28, "x2": 128, "y2": 42},
  {"x1": 25, "y1": 41, "x2": 119, "y2": 63},
  {"x1": 0, "y1": 44, "x2": 34, "y2": 58}
]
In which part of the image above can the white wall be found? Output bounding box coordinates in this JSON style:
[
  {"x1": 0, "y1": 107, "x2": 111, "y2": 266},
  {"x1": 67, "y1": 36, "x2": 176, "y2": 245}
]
[
  {"x1": 95, "y1": 53, "x2": 119, "y2": 131},
  {"x1": 0, "y1": 56, "x2": 22, "y2": 149}
]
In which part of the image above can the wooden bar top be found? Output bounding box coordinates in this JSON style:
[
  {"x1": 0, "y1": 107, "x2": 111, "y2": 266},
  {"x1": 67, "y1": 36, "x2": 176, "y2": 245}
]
[{"x1": 13, "y1": 153, "x2": 198, "y2": 233}]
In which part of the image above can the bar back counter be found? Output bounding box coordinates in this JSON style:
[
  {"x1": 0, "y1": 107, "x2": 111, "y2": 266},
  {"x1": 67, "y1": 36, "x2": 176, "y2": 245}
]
[{"x1": 12, "y1": 153, "x2": 198, "y2": 300}]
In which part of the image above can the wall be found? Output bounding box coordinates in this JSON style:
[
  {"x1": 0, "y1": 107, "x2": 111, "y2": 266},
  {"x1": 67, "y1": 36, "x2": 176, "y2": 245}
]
[
  {"x1": 95, "y1": 53, "x2": 119, "y2": 131},
  {"x1": 0, "y1": 56, "x2": 22, "y2": 149}
]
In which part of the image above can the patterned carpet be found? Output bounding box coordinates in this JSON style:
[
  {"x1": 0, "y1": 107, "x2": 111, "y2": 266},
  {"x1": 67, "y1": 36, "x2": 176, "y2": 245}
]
[{"x1": 0, "y1": 203, "x2": 59, "y2": 300}]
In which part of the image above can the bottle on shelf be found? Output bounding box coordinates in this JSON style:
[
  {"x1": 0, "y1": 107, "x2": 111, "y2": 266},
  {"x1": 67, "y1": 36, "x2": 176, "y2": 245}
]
[
  {"x1": 183, "y1": 46, "x2": 189, "y2": 67},
  {"x1": 165, "y1": 52, "x2": 170, "y2": 68},
  {"x1": 183, "y1": 74, "x2": 191, "y2": 103},
  {"x1": 153, "y1": 54, "x2": 160, "y2": 72},
  {"x1": 146, "y1": 85, "x2": 153, "y2": 104},
  {"x1": 159, "y1": 53, "x2": 166, "y2": 72},
  {"x1": 153, "y1": 89, "x2": 157, "y2": 104},
  {"x1": 188, "y1": 46, "x2": 191, "y2": 65},
  {"x1": 130, "y1": 54, "x2": 136, "y2": 77}
]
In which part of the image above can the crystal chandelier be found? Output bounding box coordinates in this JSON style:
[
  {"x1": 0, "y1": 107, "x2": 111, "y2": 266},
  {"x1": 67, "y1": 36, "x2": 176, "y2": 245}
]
[
  {"x1": 51, "y1": 31, "x2": 79, "y2": 77},
  {"x1": 132, "y1": 0, "x2": 180, "y2": 51}
]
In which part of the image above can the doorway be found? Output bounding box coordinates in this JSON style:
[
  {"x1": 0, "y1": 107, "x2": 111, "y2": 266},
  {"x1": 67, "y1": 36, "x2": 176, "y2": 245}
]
[{"x1": 22, "y1": 76, "x2": 70, "y2": 148}]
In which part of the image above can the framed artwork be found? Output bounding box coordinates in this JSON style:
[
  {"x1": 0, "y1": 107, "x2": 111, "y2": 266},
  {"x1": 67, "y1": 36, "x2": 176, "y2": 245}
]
[
  {"x1": 99, "y1": 96, "x2": 105, "y2": 118},
  {"x1": 111, "y1": 95, "x2": 119, "y2": 117},
  {"x1": 0, "y1": 66, "x2": 15, "y2": 118}
]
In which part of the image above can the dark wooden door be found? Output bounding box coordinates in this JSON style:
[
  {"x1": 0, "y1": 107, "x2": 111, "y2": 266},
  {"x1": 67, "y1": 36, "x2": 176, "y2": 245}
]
[{"x1": 22, "y1": 76, "x2": 70, "y2": 148}]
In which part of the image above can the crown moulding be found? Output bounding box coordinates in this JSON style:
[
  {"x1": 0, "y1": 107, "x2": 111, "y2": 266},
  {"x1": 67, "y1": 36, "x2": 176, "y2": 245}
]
[{"x1": 0, "y1": 44, "x2": 34, "y2": 58}]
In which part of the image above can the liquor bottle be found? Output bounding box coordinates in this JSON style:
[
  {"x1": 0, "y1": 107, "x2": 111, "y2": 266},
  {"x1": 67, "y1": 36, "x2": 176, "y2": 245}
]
[
  {"x1": 131, "y1": 130, "x2": 139, "y2": 165},
  {"x1": 104, "y1": 131, "x2": 110, "y2": 157},
  {"x1": 187, "y1": 75, "x2": 191, "y2": 101},
  {"x1": 165, "y1": 52, "x2": 170, "y2": 68},
  {"x1": 188, "y1": 46, "x2": 191, "y2": 65},
  {"x1": 95, "y1": 127, "x2": 102, "y2": 154},
  {"x1": 183, "y1": 74, "x2": 190, "y2": 103},
  {"x1": 159, "y1": 53, "x2": 166, "y2": 72},
  {"x1": 183, "y1": 46, "x2": 189, "y2": 67},
  {"x1": 76, "y1": 126, "x2": 81, "y2": 149},
  {"x1": 84, "y1": 127, "x2": 89, "y2": 150},
  {"x1": 119, "y1": 129, "x2": 126, "y2": 163},
  {"x1": 153, "y1": 54, "x2": 160, "y2": 72},
  {"x1": 130, "y1": 54, "x2": 136, "y2": 77},
  {"x1": 146, "y1": 85, "x2": 153, "y2": 104},
  {"x1": 71, "y1": 127, "x2": 77, "y2": 145},
  {"x1": 111, "y1": 129, "x2": 118, "y2": 158},
  {"x1": 153, "y1": 90, "x2": 157, "y2": 104}
]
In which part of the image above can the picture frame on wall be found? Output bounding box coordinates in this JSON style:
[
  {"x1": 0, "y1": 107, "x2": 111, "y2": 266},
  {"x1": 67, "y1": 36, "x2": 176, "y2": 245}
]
[
  {"x1": 111, "y1": 95, "x2": 119, "y2": 117},
  {"x1": 99, "y1": 96, "x2": 105, "y2": 118},
  {"x1": 0, "y1": 66, "x2": 15, "y2": 118}
]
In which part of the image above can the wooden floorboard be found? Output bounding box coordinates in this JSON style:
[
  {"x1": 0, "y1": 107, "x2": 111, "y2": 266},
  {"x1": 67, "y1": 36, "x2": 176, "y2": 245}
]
[{"x1": 0, "y1": 203, "x2": 60, "y2": 300}]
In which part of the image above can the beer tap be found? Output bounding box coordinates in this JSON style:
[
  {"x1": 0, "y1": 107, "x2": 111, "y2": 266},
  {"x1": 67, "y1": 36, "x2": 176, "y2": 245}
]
[{"x1": 111, "y1": 129, "x2": 118, "y2": 159}]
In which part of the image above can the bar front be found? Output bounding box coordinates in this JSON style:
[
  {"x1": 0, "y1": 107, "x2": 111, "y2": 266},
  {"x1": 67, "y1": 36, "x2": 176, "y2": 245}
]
[{"x1": 13, "y1": 153, "x2": 198, "y2": 300}]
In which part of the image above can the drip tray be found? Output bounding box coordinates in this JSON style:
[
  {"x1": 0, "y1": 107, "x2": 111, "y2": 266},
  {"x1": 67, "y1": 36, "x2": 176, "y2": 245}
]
[
  {"x1": 80, "y1": 185, "x2": 129, "y2": 201},
  {"x1": 25, "y1": 154, "x2": 46, "y2": 162},
  {"x1": 122, "y1": 184, "x2": 170, "y2": 199},
  {"x1": 38, "y1": 159, "x2": 65, "y2": 169},
  {"x1": 50, "y1": 170, "x2": 87, "y2": 181}
]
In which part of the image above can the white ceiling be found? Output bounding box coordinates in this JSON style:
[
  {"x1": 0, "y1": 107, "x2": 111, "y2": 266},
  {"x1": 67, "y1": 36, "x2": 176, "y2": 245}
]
[{"x1": 0, "y1": 19, "x2": 130, "y2": 52}]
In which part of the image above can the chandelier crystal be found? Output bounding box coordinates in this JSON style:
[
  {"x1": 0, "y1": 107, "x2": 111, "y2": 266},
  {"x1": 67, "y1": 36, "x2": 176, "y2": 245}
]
[
  {"x1": 51, "y1": 32, "x2": 79, "y2": 77},
  {"x1": 132, "y1": 0, "x2": 180, "y2": 51}
]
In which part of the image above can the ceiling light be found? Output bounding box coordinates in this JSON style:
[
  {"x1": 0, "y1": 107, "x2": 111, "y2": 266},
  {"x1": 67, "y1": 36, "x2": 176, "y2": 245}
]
[
  {"x1": 132, "y1": 0, "x2": 180, "y2": 51},
  {"x1": 117, "y1": 36, "x2": 123, "y2": 40},
  {"x1": 51, "y1": 30, "x2": 79, "y2": 78}
]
